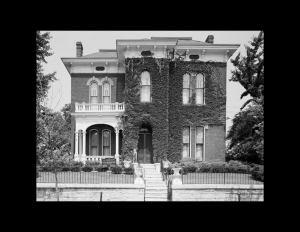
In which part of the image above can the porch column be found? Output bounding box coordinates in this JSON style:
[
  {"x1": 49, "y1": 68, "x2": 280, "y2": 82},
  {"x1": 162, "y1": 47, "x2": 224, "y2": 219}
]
[
  {"x1": 74, "y1": 131, "x2": 79, "y2": 161},
  {"x1": 115, "y1": 127, "x2": 119, "y2": 165},
  {"x1": 82, "y1": 130, "x2": 86, "y2": 157}
]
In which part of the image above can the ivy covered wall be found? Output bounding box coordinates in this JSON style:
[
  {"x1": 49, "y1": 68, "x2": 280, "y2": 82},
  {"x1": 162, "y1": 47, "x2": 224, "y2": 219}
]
[
  {"x1": 121, "y1": 57, "x2": 227, "y2": 163},
  {"x1": 121, "y1": 57, "x2": 169, "y2": 162}
]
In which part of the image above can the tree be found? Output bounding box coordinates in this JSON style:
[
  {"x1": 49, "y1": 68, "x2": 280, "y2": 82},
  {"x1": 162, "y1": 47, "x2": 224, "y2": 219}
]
[
  {"x1": 230, "y1": 31, "x2": 264, "y2": 110},
  {"x1": 36, "y1": 31, "x2": 57, "y2": 165},
  {"x1": 226, "y1": 31, "x2": 264, "y2": 164}
]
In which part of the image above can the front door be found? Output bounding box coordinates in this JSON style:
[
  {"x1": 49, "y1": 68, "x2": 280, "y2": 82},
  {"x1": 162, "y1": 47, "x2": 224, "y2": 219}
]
[{"x1": 137, "y1": 127, "x2": 153, "y2": 163}]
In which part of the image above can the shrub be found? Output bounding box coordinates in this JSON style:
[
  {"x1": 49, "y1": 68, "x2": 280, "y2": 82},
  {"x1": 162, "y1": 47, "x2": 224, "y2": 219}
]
[
  {"x1": 250, "y1": 165, "x2": 264, "y2": 182},
  {"x1": 70, "y1": 165, "x2": 81, "y2": 172},
  {"x1": 227, "y1": 160, "x2": 250, "y2": 173},
  {"x1": 94, "y1": 165, "x2": 105, "y2": 172},
  {"x1": 124, "y1": 167, "x2": 134, "y2": 175},
  {"x1": 163, "y1": 167, "x2": 174, "y2": 175},
  {"x1": 181, "y1": 164, "x2": 198, "y2": 174},
  {"x1": 72, "y1": 161, "x2": 84, "y2": 167},
  {"x1": 211, "y1": 162, "x2": 229, "y2": 173},
  {"x1": 111, "y1": 166, "x2": 123, "y2": 174},
  {"x1": 82, "y1": 165, "x2": 93, "y2": 172},
  {"x1": 61, "y1": 166, "x2": 70, "y2": 172},
  {"x1": 36, "y1": 166, "x2": 40, "y2": 178},
  {"x1": 85, "y1": 160, "x2": 101, "y2": 166},
  {"x1": 197, "y1": 162, "x2": 212, "y2": 173}
]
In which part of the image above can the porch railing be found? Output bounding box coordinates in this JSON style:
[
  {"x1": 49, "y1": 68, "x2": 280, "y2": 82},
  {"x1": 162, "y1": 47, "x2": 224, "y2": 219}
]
[{"x1": 75, "y1": 102, "x2": 125, "y2": 112}]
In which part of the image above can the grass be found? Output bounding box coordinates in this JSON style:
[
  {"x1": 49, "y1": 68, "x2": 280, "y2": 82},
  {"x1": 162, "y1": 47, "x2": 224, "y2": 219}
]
[
  {"x1": 165, "y1": 173, "x2": 263, "y2": 185},
  {"x1": 36, "y1": 171, "x2": 135, "y2": 184}
]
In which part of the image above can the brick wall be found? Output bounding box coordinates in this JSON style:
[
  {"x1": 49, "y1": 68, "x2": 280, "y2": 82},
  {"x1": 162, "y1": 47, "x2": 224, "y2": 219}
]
[{"x1": 205, "y1": 125, "x2": 226, "y2": 162}]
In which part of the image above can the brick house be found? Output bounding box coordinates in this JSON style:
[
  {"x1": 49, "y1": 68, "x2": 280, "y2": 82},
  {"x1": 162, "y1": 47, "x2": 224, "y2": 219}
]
[{"x1": 61, "y1": 36, "x2": 239, "y2": 165}]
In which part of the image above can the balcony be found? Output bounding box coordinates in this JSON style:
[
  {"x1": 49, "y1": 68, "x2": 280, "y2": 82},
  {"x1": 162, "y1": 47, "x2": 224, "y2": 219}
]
[{"x1": 75, "y1": 102, "x2": 125, "y2": 113}]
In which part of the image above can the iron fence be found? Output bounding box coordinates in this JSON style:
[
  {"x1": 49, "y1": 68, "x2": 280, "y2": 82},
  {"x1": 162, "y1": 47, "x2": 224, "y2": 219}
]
[
  {"x1": 36, "y1": 171, "x2": 135, "y2": 184},
  {"x1": 162, "y1": 172, "x2": 263, "y2": 185}
]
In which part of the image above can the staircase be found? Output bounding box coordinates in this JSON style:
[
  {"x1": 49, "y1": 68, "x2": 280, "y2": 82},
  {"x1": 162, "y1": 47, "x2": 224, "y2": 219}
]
[{"x1": 140, "y1": 164, "x2": 168, "y2": 201}]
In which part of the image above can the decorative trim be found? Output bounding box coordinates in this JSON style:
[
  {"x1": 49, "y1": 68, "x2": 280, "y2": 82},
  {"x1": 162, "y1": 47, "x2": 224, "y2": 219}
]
[
  {"x1": 86, "y1": 76, "x2": 101, "y2": 86},
  {"x1": 99, "y1": 76, "x2": 114, "y2": 86}
]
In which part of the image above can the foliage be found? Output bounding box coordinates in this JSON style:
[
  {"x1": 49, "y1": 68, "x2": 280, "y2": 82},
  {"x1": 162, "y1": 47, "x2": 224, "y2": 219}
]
[
  {"x1": 95, "y1": 165, "x2": 107, "y2": 172},
  {"x1": 250, "y1": 164, "x2": 264, "y2": 182},
  {"x1": 111, "y1": 165, "x2": 123, "y2": 174},
  {"x1": 227, "y1": 160, "x2": 250, "y2": 173},
  {"x1": 196, "y1": 162, "x2": 212, "y2": 173},
  {"x1": 122, "y1": 57, "x2": 227, "y2": 163},
  {"x1": 211, "y1": 162, "x2": 229, "y2": 173},
  {"x1": 181, "y1": 164, "x2": 197, "y2": 174},
  {"x1": 85, "y1": 160, "x2": 101, "y2": 166},
  {"x1": 82, "y1": 165, "x2": 93, "y2": 172},
  {"x1": 124, "y1": 167, "x2": 134, "y2": 175},
  {"x1": 226, "y1": 103, "x2": 264, "y2": 164},
  {"x1": 227, "y1": 31, "x2": 264, "y2": 166},
  {"x1": 70, "y1": 166, "x2": 81, "y2": 172},
  {"x1": 230, "y1": 31, "x2": 264, "y2": 110}
]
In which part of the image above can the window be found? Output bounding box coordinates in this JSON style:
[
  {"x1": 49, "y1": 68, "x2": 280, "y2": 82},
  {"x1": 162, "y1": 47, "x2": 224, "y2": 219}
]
[
  {"x1": 90, "y1": 82, "x2": 98, "y2": 103},
  {"x1": 196, "y1": 73, "x2": 204, "y2": 104},
  {"x1": 103, "y1": 82, "x2": 110, "y2": 103},
  {"x1": 182, "y1": 127, "x2": 190, "y2": 158},
  {"x1": 141, "y1": 71, "x2": 151, "y2": 102},
  {"x1": 90, "y1": 130, "x2": 98, "y2": 156},
  {"x1": 103, "y1": 130, "x2": 110, "y2": 156},
  {"x1": 196, "y1": 127, "x2": 204, "y2": 161},
  {"x1": 183, "y1": 73, "x2": 190, "y2": 104}
]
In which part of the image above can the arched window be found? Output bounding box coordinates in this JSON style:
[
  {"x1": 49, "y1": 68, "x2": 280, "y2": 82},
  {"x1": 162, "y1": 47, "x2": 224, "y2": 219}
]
[
  {"x1": 90, "y1": 82, "x2": 98, "y2": 103},
  {"x1": 183, "y1": 73, "x2": 190, "y2": 104},
  {"x1": 196, "y1": 73, "x2": 204, "y2": 104},
  {"x1": 141, "y1": 71, "x2": 151, "y2": 102},
  {"x1": 102, "y1": 130, "x2": 111, "y2": 156},
  {"x1": 90, "y1": 129, "x2": 98, "y2": 156},
  {"x1": 103, "y1": 82, "x2": 110, "y2": 103}
]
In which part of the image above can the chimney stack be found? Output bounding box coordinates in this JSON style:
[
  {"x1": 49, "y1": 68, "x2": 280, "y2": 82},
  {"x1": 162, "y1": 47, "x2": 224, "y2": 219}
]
[
  {"x1": 76, "y1": 42, "x2": 83, "y2": 57},
  {"x1": 205, "y1": 35, "x2": 214, "y2": 43}
]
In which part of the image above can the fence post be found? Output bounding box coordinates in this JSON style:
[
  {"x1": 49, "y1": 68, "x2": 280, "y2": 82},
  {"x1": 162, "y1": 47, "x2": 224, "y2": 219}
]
[
  {"x1": 224, "y1": 173, "x2": 225, "y2": 184},
  {"x1": 100, "y1": 192, "x2": 102, "y2": 201}
]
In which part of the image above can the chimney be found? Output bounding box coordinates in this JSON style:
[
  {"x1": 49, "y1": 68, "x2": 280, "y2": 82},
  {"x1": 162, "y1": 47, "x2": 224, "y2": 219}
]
[
  {"x1": 205, "y1": 35, "x2": 214, "y2": 43},
  {"x1": 76, "y1": 42, "x2": 83, "y2": 57}
]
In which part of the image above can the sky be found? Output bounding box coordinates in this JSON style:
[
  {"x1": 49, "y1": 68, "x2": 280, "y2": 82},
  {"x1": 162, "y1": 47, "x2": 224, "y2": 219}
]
[{"x1": 40, "y1": 30, "x2": 260, "y2": 136}]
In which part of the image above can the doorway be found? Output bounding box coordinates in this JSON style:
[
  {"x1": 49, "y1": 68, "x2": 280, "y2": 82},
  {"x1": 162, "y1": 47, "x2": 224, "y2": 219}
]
[{"x1": 137, "y1": 125, "x2": 153, "y2": 164}]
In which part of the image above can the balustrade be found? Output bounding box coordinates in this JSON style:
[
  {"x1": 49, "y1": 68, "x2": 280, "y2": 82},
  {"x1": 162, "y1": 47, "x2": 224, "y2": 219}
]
[{"x1": 75, "y1": 102, "x2": 125, "y2": 112}]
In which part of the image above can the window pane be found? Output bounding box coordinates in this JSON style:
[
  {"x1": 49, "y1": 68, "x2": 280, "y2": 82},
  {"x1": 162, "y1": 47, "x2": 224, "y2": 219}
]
[
  {"x1": 196, "y1": 89, "x2": 203, "y2": 104},
  {"x1": 91, "y1": 83, "x2": 98, "y2": 96},
  {"x1": 182, "y1": 144, "x2": 189, "y2": 158},
  {"x1": 141, "y1": 71, "x2": 150, "y2": 85},
  {"x1": 103, "y1": 131, "x2": 110, "y2": 146},
  {"x1": 91, "y1": 130, "x2": 98, "y2": 146},
  {"x1": 196, "y1": 127, "x2": 203, "y2": 144},
  {"x1": 91, "y1": 96, "x2": 98, "y2": 103},
  {"x1": 91, "y1": 146, "x2": 97, "y2": 156},
  {"x1": 183, "y1": 127, "x2": 189, "y2": 143},
  {"x1": 183, "y1": 73, "x2": 190, "y2": 88},
  {"x1": 103, "y1": 83, "x2": 110, "y2": 96},
  {"x1": 196, "y1": 73, "x2": 204, "y2": 88},
  {"x1": 196, "y1": 144, "x2": 203, "y2": 161},
  {"x1": 141, "y1": 86, "x2": 150, "y2": 102},
  {"x1": 183, "y1": 89, "x2": 189, "y2": 104},
  {"x1": 103, "y1": 147, "x2": 110, "y2": 156}
]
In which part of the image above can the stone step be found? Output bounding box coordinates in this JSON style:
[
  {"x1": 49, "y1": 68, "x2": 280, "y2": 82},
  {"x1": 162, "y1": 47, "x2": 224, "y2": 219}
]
[
  {"x1": 145, "y1": 194, "x2": 168, "y2": 198},
  {"x1": 146, "y1": 191, "x2": 168, "y2": 195},
  {"x1": 145, "y1": 186, "x2": 167, "y2": 190},
  {"x1": 145, "y1": 179, "x2": 164, "y2": 182},
  {"x1": 145, "y1": 174, "x2": 162, "y2": 177},
  {"x1": 145, "y1": 184, "x2": 167, "y2": 187}
]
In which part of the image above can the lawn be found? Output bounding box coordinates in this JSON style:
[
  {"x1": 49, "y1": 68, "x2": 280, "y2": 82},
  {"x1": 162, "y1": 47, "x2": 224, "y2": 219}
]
[
  {"x1": 36, "y1": 172, "x2": 135, "y2": 184},
  {"x1": 165, "y1": 173, "x2": 263, "y2": 185}
]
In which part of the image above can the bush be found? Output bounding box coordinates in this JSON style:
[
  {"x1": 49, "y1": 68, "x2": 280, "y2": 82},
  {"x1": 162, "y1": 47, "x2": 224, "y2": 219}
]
[
  {"x1": 36, "y1": 166, "x2": 40, "y2": 178},
  {"x1": 163, "y1": 167, "x2": 174, "y2": 175},
  {"x1": 227, "y1": 160, "x2": 250, "y2": 173},
  {"x1": 124, "y1": 167, "x2": 134, "y2": 175},
  {"x1": 181, "y1": 164, "x2": 198, "y2": 174},
  {"x1": 211, "y1": 162, "x2": 229, "y2": 173},
  {"x1": 82, "y1": 165, "x2": 93, "y2": 172},
  {"x1": 85, "y1": 160, "x2": 101, "y2": 166},
  {"x1": 111, "y1": 166, "x2": 123, "y2": 174},
  {"x1": 250, "y1": 165, "x2": 264, "y2": 182},
  {"x1": 197, "y1": 162, "x2": 212, "y2": 173},
  {"x1": 72, "y1": 161, "x2": 84, "y2": 167},
  {"x1": 70, "y1": 165, "x2": 81, "y2": 172},
  {"x1": 96, "y1": 165, "x2": 108, "y2": 172},
  {"x1": 61, "y1": 166, "x2": 70, "y2": 171}
]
